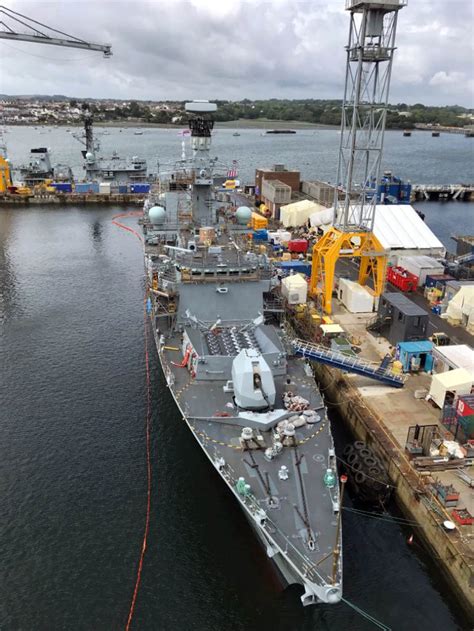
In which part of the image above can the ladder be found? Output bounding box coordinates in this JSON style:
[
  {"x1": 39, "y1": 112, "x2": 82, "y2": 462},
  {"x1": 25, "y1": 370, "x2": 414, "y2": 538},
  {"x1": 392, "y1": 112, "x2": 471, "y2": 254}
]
[{"x1": 292, "y1": 339, "x2": 406, "y2": 388}]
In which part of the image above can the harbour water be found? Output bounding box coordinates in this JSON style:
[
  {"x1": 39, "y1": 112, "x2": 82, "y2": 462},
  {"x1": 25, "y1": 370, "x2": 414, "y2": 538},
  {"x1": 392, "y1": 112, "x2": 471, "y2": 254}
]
[
  {"x1": 5, "y1": 124, "x2": 473, "y2": 250},
  {"x1": 1, "y1": 128, "x2": 472, "y2": 630}
]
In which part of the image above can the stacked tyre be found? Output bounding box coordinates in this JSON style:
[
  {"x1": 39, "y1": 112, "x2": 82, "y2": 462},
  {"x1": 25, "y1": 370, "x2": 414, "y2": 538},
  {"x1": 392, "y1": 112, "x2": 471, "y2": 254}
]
[{"x1": 342, "y1": 441, "x2": 392, "y2": 504}]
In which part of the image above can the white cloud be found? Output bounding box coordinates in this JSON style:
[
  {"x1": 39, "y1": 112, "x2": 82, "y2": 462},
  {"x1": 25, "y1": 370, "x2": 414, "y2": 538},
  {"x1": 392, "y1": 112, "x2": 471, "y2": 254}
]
[
  {"x1": 429, "y1": 71, "x2": 466, "y2": 87},
  {"x1": 0, "y1": 0, "x2": 472, "y2": 105}
]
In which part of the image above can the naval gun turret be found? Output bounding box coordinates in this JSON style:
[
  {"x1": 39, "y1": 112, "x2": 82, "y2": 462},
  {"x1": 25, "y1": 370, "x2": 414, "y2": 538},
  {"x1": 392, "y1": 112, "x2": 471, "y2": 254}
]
[{"x1": 232, "y1": 348, "x2": 276, "y2": 410}]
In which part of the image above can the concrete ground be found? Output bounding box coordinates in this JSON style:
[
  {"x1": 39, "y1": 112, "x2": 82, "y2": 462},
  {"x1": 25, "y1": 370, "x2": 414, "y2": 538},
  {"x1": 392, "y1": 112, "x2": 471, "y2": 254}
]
[{"x1": 330, "y1": 303, "x2": 474, "y2": 522}]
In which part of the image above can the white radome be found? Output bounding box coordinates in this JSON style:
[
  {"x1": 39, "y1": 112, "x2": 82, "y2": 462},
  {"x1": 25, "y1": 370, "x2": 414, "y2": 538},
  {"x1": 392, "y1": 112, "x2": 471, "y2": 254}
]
[{"x1": 148, "y1": 205, "x2": 166, "y2": 225}]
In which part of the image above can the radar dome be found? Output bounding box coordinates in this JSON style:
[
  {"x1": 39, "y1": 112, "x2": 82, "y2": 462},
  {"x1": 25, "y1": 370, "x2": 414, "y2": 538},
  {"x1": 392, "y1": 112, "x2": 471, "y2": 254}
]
[
  {"x1": 85, "y1": 152, "x2": 94, "y2": 161},
  {"x1": 148, "y1": 205, "x2": 166, "y2": 225},
  {"x1": 235, "y1": 206, "x2": 252, "y2": 225}
]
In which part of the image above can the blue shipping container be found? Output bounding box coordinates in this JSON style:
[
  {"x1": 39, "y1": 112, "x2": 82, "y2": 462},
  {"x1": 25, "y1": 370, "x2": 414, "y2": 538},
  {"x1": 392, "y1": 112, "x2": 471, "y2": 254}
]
[
  {"x1": 91, "y1": 182, "x2": 100, "y2": 193},
  {"x1": 130, "y1": 183, "x2": 150, "y2": 194},
  {"x1": 54, "y1": 182, "x2": 72, "y2": 193},
  {"x1": 253, "y1": 229, "x2": 268, "y2": 241},
  {"x1": 278, "y1": 261, "x2": 311, "y2": 277},
  {"x1": 118, "y1": 185, "x2": 128, "y2": 194},
  {"x1": 425, "y1": 274, "x2": 455, "y2": 288},
  {"x1": 75, "y1": 183, "x2": 92, "y2": 193}
]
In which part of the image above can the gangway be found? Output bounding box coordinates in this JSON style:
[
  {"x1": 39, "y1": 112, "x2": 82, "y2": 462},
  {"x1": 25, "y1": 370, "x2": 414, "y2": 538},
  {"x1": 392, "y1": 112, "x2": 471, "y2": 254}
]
[
  {"x1": 292, "y1": 339, "x2": 406, "y2": 388},
  {"x1": 454, "y1": 252, "x2": 474, "y2": 266}
]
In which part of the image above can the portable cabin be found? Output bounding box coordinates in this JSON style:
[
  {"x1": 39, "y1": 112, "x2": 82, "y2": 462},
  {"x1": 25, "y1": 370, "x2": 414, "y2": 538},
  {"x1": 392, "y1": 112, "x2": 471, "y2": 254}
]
[
  {"x1": 397, "y1": 341, "x2": 433, "y2": 373},
  {"x1": 428, "y1": 368, "x2": 473, "y2": 409},
  {"x1": 338, "y1": 278, "x2": 374, "y2": 313},
  {"x1": 377, "y1": 292, "x2": 429, "y2": 346}
]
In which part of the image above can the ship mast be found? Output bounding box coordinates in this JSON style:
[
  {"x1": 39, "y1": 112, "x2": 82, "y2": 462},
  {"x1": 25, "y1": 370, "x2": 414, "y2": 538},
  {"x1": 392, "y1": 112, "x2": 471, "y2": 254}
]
[{"x1": 185, "y1": 100, "x2": 217, "y2": 227}]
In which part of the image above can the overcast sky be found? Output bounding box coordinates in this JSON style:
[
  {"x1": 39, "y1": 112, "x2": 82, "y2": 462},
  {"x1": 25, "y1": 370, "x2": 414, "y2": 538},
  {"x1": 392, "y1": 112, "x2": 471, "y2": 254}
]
[{"x1": 1, "y1": 0, "x2": 473, "y2": 106}]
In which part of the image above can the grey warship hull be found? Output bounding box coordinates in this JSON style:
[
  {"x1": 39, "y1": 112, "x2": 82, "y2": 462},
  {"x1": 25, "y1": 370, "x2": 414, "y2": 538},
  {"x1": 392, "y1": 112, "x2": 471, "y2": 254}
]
[{"x1": 144, "y1": 100, "x2": 343, "y2": 606}]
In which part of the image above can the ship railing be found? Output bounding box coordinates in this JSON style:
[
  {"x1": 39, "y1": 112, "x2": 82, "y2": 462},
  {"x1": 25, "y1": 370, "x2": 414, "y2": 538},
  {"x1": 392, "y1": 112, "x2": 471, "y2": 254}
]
[{"x1": 217, "y1": 461, "x2": 335, "y2": 587}]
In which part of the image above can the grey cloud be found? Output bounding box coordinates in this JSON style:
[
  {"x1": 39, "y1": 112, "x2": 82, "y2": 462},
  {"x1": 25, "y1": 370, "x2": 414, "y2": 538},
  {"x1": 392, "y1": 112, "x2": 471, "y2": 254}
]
[{"x1": 0, "y1": 0, "x2": 472, "y2": 105}]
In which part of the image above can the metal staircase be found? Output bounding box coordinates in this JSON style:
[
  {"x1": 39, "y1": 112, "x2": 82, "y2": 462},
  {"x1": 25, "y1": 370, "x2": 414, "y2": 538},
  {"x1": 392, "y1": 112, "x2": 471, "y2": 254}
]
[
  {"x1": 367, "y1": 314, "x2": 391, "y2": 333},
  {"x1": 292, "y1": 339, "x2": 406, "y2": 388}
]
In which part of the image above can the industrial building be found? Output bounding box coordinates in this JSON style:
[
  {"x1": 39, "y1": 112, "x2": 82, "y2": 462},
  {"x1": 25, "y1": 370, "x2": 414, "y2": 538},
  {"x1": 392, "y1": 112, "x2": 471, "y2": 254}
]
[
  {"x1": 255, "y1": 164, "x2": 300, "y2": 201},
  {"x1": 260, "y1": 179, "x2": 292, "y2": 219}
]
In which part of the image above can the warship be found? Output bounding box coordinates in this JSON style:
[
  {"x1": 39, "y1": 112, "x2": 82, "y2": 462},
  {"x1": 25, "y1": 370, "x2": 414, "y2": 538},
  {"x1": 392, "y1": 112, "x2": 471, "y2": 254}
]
[
  {"x1": 74, "y1": 104, "x2": 148, "y2": 184},
  {"x1": 18, "y1": 147, "x2": 73, "y2": 186},
  {"x1": 144, "y1": 101, "x2": 343, "y2": 606}
]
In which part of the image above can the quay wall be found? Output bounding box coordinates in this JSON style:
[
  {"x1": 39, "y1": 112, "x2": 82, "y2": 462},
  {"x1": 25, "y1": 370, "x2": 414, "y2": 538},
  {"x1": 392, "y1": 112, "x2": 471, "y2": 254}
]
[
  {"x1": 0, "y1": 193, "x2": 145, "y2": 206},
  {"x1": 312, "y1": 362, "x2": 474, "y2": 620}
]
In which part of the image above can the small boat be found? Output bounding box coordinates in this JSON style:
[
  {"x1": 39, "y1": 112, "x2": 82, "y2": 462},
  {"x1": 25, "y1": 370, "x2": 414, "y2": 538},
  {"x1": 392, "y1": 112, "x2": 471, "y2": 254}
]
[
  {"x1": 233, "y1": 132, "x2": 241, "y2": 137},
  {"x1": 134, "y1": 131, "x2": 144, "y2": 135},
  {"x1": 266, "y1": 129, "x2": 296, "y2": 134},
  {"x1": 432, "y1": 131, "x2": 440, "y2": 137},
  {"x1": 403, "y1": 130, "x2": 412, "y2": 137}
]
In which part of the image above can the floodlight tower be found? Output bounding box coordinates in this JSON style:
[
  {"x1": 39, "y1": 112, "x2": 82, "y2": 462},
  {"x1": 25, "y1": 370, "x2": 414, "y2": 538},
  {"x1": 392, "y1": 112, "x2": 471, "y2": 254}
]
[{"x1": 310, "y1": 0, "x2": 406, "y2": 313}]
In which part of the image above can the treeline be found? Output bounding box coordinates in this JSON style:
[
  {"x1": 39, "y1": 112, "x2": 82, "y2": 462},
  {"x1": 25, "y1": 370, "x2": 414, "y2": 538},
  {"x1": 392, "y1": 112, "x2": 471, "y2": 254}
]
[{"x1": 71, "y1": 98, "x2": 473, "y2": 129}]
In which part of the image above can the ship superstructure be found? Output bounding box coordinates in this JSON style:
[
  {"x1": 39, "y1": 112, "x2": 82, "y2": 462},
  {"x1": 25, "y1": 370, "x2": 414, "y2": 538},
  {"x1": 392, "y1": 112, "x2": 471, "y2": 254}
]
[
  {"x1": 75, "y1": 104, "x2": 148, "y2": 184},
  {"x1": 18, "y1": 147, "x2": 73, "y2": 186},
  {"x1": 144, "y1": 101, "x2": 343, "y2": 606}
]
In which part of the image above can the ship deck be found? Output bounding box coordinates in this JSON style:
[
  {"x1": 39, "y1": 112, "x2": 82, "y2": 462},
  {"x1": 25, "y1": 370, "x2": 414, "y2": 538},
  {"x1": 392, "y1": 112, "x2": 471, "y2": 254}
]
[{"x1": 158, "y1": 329, "x2": 341, "y2": 593}]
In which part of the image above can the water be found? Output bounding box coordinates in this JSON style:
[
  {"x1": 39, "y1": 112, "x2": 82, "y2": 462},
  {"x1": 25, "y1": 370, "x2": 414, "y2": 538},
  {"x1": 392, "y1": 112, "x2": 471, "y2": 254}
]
[
  {"x1": 1, "y1": 129, "x2": 472, "y2": 630},
  {"x1": 5, "y1": 124, "x2": 473, "y2": 252}
]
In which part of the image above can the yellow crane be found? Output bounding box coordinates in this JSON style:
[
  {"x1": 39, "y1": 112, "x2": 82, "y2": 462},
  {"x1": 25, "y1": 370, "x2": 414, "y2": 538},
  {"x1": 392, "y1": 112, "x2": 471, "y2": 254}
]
[
  {"x1": 310, "y1": 0, "x2": 406, "y2": 314},
  {"x1": 0, "y1": 155, "x2": 12, "y2": 193}
]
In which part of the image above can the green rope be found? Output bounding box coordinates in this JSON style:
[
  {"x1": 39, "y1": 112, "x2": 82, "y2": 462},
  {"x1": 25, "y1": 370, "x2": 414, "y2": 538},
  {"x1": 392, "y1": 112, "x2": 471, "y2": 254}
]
[{"x1": 342, "y1": 597, "x2": 392, "y2": 631}]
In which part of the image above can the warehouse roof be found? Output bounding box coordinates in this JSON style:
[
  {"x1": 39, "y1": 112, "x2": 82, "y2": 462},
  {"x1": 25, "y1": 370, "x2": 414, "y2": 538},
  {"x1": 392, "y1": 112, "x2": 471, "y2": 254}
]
[{"x1": 373, "y1": 205, "x2": 444, "y2": 252}]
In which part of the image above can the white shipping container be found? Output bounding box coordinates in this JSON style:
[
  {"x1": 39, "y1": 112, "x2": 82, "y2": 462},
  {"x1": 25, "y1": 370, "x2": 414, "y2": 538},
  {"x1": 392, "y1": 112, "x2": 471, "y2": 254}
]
[
  {"x1": 396, "y1": 255, "x2": 445, "y2": 287},
  {"x1": 99, "y1": 182, "x2": 111, "y2": 194},
  {"x1": 281, "y1": 274, "x2": 308, "y2": 305},
  {"x1": 268, "y1": 230, "x2": 292, "y2": 244},
  {"x1": 338, "y1": 278, "x2": 374, "y2": 313}
]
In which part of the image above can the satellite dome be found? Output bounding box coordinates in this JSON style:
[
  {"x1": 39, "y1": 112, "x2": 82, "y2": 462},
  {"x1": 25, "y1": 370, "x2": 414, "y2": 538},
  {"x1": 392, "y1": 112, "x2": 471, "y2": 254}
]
[
  {"x1": 85, "y1": 152, "x2": 94, "y2": 161},
  {"x1": 235, "y1": 206, "x2": 252, "y2": 225},
  {"x1": 148, "y1": 205, "x2": 166, "y2": 225}
]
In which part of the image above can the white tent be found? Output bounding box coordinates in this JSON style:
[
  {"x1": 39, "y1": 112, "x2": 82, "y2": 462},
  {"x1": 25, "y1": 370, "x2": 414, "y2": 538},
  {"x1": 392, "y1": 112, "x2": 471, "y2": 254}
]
[
  {"x1": 445, "y1": 285, "x2": 474, "y2": 329},
  {"x1": 372, "y1": 205, "x2": 445, "y2": 257},
  {"x1": 428, "y1": 368, "x2": 473, "y2": 408},
  {"x1": 280, "y1": 200, "x2": 325, "y2": 227},
  {"x1": 310, "y1": 207, "x2": 334, "y2": 227}
]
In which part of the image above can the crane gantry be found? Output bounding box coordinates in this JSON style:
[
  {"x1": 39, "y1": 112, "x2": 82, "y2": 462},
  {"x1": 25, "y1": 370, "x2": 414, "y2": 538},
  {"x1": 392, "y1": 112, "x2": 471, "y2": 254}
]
[
  {"x1": 310, "y1": 0, "x2": 406, "y2": 314},
  {"x1": 0, "y1": 5, "x2": 111, "y2": 56}
]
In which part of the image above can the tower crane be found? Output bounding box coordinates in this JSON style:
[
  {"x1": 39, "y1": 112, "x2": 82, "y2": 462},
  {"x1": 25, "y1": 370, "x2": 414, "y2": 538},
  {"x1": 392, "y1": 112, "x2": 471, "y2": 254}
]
[
  {"x1": 310, "y1": 0, "x2": 406, "y2": 314},
  {"x1": 0, "y1": 5, "x2": 111, "y2": 56}
]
